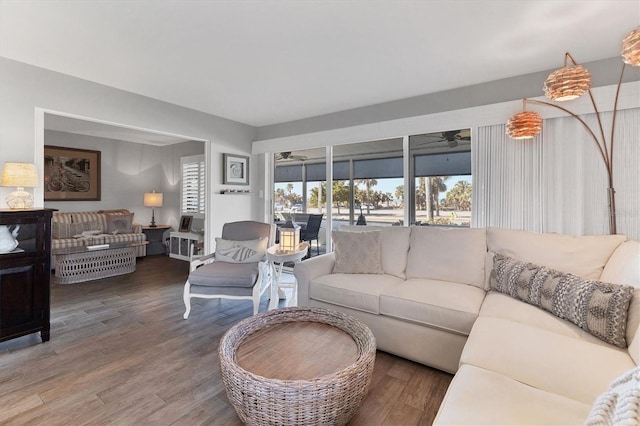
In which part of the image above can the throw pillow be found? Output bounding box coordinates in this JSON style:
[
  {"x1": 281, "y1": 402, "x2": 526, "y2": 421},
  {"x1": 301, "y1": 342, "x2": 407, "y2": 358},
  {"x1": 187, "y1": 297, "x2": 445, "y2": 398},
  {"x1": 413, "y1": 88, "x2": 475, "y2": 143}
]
[
  {"x1": 215, "y1": 237, "x2": 268, "y2": 263},
  {"x1": 332, "y1": 230, "x2": 383, "y2": 274},
  {"x1": 106, "y1": 213, "x2": 134, "y2": 234},
  {"x1": 586, "y1": 367, "x2": 640, "y2": 425},
  {"x1": 491, "y1": 254, "x2": 634, "y2": 348}
]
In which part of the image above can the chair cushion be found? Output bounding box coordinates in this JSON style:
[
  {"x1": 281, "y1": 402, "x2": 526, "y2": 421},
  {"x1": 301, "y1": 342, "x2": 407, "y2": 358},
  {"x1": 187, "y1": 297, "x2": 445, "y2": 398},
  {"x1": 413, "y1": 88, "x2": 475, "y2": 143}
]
[
  {"x1": 215, "y1": 237, "x2": 268, "y2": 263},
  {"x1": 379, "y1": 278, "x2": 485, "y2": 335},
  {"x1": 189, "y1": 261, "x2": 259, "y2": 288}
]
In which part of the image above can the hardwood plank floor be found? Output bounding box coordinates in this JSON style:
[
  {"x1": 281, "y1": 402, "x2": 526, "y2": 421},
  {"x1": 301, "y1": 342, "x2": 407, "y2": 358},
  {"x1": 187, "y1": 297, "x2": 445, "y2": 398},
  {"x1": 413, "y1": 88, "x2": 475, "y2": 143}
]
[{"x1": 0, "y1": 255, "x2": 452, "y2": 425}]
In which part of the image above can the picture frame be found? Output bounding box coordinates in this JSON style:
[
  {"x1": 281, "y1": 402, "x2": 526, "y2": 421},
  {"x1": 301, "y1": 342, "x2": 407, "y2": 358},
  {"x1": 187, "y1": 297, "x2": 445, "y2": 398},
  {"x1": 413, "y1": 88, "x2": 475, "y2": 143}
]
[
  {"x1": 223, "y1": 153, "x2": 249, "y2": 185},
  {"x1": 179, "y1": 215, "x2": 193, "y2": 232},
  {"x1": 44, "y1": 145, "x2": 101, "y2": 201}
]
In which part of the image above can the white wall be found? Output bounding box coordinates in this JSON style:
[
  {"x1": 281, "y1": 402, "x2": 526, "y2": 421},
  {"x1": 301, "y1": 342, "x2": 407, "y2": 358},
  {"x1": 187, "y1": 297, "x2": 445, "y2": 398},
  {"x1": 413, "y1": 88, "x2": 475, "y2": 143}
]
[
  {"x1": 43, "y1": 130, "x2": 203, "y2": 231},
  {"x1": 0, "y1": 57, "x2": 262, "y2": 248}
]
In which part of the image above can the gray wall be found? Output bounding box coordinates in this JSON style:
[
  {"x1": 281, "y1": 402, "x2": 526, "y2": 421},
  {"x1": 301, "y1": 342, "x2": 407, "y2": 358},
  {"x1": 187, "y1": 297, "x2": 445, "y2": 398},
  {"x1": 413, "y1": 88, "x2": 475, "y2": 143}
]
[
  {"x1": 43, "y1": 130, "x2": 203, "y2": 230},
  {"x1": 0, "y1": 57, "x2": 260, "y2": 243},
  {"x1": 255, "y1": 57, "x2": 639, "y2": 141}
]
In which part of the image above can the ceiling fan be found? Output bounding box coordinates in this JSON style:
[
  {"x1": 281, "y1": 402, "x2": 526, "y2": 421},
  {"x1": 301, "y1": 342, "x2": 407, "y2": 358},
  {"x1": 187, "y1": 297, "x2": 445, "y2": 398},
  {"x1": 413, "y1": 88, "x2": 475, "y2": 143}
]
[
  {"x1": 275, "y1": 151, "x2": 308, "y2": 161},
  {"x1": 431, "y1": 130, "x2": 471, "y2": 148}
]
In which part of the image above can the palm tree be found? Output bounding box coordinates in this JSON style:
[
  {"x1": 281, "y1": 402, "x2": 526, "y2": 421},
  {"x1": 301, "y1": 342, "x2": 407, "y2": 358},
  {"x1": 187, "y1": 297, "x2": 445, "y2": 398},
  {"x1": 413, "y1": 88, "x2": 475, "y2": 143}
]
[
  {"x1": 430, "y1": 176, "x2": 448, "y2": 218},
  {"x1": 354, "y1": 178, "x2": 377, "y2": 214}
]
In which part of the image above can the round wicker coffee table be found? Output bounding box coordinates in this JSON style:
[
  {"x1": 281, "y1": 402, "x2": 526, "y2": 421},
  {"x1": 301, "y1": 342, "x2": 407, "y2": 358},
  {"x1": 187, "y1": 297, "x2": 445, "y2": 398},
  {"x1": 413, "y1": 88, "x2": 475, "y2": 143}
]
[{"x1": 219, "y1": 307, "x2": 376, "y2": 426}]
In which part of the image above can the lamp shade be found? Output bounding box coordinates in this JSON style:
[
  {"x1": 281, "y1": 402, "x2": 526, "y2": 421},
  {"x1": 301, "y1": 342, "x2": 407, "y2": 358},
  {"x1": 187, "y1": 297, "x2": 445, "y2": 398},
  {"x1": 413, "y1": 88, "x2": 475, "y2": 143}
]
[
  {"x1": 143, "y1": 192, "x2": 163, "y2": 207},
  {"x1": 622, "y1": 27, "x2": 640, "y2": 66},
  {"x1": 1, "y1": 163, "x2": 38, "y2": 188},
  {"x1": 543, "y1": 64, "x2": 591, "y2": 102},
  {"x1": 279, "y1": 221, "x2": 300, "y2": 253},
  {"x1": 506, "y1": 111, "x2": 543, "y2": 139}
]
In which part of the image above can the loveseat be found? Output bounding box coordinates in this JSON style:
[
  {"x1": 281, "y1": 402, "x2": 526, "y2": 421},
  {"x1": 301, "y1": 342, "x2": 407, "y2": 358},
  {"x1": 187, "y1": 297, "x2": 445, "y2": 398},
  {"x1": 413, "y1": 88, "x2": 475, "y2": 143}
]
[
  {"x1": 294, "y1": 226, "x2": 639, "y2": 424},
  {"x1": 51, "y1": 210, "x2": 147, "y2": 266}
]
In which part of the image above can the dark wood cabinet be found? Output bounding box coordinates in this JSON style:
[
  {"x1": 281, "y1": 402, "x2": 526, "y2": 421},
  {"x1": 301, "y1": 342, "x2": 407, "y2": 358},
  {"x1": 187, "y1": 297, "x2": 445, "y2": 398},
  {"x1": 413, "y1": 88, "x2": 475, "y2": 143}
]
[{"x1": 0, "y1": 209, "x2": 55, "y2": 343}]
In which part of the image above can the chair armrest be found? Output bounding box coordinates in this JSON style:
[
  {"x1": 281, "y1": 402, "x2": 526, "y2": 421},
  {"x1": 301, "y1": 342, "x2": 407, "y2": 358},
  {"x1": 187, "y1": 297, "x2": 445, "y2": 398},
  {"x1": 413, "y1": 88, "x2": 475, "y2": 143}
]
[
  {"x1": 190, "y1": 253, "x2": 216, "y2": 272},
  {"x1": 293, "y1": 252, "x2": 335, "y2": 306}
]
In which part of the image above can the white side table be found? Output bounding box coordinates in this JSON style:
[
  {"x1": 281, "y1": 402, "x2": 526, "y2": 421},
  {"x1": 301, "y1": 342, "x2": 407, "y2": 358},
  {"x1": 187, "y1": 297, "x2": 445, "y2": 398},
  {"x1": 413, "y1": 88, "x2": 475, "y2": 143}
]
[{"x1": 266, "y1": 242, "x2": 309, "y2": 310}]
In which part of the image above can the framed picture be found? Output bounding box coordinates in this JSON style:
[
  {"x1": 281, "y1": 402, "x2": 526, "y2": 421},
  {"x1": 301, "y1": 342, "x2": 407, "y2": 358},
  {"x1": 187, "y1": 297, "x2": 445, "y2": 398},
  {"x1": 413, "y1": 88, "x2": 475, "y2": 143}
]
[
  {"x1": 44, "y1": 146, "x2": 101, "y2": 201},
  {"x1": 179, "y1": 215, "x2": 193, "y2": 232},
  {"x1": 223, "y1": 153, "x2": 249, "y2": 185}
]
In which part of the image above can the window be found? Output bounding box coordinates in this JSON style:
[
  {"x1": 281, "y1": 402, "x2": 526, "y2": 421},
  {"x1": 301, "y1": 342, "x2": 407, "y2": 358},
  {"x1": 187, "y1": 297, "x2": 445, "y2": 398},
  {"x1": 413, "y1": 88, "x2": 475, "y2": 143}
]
[{"x1": 181, "y1": 155, "x2": 205, "y2": 217}]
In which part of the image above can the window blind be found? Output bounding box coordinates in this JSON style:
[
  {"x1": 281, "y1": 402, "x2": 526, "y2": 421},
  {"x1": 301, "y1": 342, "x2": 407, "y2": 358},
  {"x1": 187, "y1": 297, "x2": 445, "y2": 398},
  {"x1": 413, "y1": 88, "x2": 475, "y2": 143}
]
[{"x1": 181, "y1": 155, "x2": 205, "y2": 215}]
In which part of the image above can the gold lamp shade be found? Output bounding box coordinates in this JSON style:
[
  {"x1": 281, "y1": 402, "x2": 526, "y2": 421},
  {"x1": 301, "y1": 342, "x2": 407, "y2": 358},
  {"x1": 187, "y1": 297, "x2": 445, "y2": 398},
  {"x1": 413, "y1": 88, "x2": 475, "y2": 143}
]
[
  {"x1": 622, "y1": 27, "x2": 640, "y2": 66},
  {"x1": 506, "y1": 111, "x2": 543, "y2": 139},
  {"x1": 543, "y1": 63, "x2": 591, "y2": 102}
]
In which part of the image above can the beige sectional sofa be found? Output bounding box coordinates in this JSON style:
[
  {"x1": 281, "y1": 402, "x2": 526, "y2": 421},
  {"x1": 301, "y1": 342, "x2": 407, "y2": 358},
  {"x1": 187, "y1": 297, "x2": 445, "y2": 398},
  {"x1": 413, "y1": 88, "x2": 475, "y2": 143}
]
[
  {"x1": 294, "y1": 226, "x2": 639, "y2": 424},
  {"x1": 52, "y1": 210, "x2": 147, "y2": 265}
]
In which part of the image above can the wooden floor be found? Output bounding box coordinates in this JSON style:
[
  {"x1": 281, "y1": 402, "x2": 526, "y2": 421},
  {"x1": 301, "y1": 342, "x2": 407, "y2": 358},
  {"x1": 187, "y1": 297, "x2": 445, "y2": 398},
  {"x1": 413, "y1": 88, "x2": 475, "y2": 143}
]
[{"x1": 0, "y1": 255, "x2": 452, "y2": 425}]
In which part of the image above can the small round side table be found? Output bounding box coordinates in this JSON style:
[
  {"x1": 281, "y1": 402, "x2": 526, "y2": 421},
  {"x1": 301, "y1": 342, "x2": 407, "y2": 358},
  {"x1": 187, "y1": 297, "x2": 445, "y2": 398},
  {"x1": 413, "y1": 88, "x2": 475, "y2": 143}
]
[{"x1": 266, "y1": 242, "x2": 309, "y2": 310}]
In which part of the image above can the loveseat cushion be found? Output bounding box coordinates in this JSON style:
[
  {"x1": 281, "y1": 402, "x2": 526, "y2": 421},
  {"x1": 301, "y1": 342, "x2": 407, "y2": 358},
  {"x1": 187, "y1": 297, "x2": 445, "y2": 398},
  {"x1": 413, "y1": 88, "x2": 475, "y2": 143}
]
[
  {"x1": 434, "y1": 364, "x2": 591, "y2": 425},
  {"x1": 406, "y1": 226, "x2": 487, "y2": 289},
  {"x1": 309, "y1": 273, "x2": 403, "y2": 314},
  {"x1": 379, "y1": 278, "x2": 485, "y2": 335},
  {"x1": 487, "y1": 228, "x2": 625, "y2": 281},
  {"x1": 461, "y1": 316, "x2": 636, "y2": 405}
]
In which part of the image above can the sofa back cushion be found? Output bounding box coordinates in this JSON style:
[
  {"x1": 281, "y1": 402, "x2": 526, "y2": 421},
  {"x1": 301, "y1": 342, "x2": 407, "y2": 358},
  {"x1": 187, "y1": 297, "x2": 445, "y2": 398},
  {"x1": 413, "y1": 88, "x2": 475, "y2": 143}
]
[
  {"x1": 487, "y1": 228, "x2": 625, "y2": 284},
  {"x1": 338, "y1": 226, "x2": 411, "y2": 278},
  {"x1": 406, "y1": 226, "x2": 487, "y2": 289},
  {"x1": 599, "y1": 240, "x2": 640, "y2": 361}
]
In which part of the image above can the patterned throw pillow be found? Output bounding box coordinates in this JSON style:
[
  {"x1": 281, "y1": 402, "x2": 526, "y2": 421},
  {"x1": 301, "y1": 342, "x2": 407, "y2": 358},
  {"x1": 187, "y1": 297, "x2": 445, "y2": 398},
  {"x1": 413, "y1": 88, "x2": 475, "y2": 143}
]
[
  {"x1": 106, "y1": 213, "x2": 133, "y2": 234},
  {"x1": 491, "y1": 254, "x2": 634, "y2": 348},
  {"x1": 332, "y1": 230, "x2": 384, "y2": 274},
  {"x1": 586, "y1": 367, "x2": 640, "y2": 425},
  {"x1": 215, "y1": 237, "x2": 268, "y2": 263}
]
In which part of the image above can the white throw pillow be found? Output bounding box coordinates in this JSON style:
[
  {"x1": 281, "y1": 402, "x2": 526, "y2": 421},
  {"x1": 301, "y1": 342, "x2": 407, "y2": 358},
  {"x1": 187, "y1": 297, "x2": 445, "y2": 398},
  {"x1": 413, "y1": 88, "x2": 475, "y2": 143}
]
[
  {"x1": 215, "y1": 237, "x2": 268, "y2": 263},
  {"x1": 332, "y1": 230, "x2": 383, "y2": 274},
  {"x1": 586, "y1": 367, "x2": 640, "y2": 426}
]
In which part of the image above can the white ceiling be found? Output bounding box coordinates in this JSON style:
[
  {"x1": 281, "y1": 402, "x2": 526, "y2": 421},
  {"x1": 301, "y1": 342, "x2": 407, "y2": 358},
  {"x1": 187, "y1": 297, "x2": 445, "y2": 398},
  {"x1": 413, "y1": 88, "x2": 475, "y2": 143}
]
[{"x1": 1, "y1": 1, "x2": 638, "y2": 127}]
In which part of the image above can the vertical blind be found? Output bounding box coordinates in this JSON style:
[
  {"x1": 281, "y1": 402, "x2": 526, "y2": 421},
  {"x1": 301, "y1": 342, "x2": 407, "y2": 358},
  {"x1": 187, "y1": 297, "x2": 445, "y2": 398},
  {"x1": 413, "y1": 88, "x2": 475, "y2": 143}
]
[
  {"x1": 181, "y1": 155, "x2": 205, "y2": 216},
  {"x1": 472, "y1": 108, "x2": 639, "y2": 240}
]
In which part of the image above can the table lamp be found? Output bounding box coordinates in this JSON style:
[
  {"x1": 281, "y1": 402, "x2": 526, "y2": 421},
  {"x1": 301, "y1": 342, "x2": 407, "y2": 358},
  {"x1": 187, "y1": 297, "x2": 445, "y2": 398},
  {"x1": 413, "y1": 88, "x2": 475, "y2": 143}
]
[
  {"x1": 279, "y1": 220, "x2": 300, "y2": 253},
  {"x1": 143, "y1": 191, "x2": 163, "y2": 227},
  {"x1": 1, "y1": 162, "x2": 39, "y2": 209}
]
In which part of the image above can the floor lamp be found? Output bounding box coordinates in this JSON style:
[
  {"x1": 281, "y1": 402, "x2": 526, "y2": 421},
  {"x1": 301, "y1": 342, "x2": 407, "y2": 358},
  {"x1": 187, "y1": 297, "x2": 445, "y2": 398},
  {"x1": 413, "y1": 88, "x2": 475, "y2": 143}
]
[{"x1": 506, "y1": 27, "x2": 640, "y2": 235}]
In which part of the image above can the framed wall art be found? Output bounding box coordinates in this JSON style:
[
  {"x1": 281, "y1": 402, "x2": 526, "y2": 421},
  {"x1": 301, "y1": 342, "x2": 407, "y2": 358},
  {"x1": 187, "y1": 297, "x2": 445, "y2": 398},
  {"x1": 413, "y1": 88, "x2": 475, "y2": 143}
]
[
  {"x1": 44, "y1": 145, "x2": 101, "y2": 201},
  {"x1": 223, "y1": 153, "x2": 249, "y2": 185},
  {"x1": 179, "y1": 215, "x2": 193, "y2": 232}
]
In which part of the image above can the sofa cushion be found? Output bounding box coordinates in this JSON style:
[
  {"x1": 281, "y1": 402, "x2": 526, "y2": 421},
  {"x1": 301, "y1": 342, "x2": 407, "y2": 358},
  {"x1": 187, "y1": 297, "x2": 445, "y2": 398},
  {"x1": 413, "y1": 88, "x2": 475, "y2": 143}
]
[
  {"x1": 586, "y1": 366, "x2": 640, "y2": 426},
  {"x1": 599, "y1": 239, "x2": 640, "y2": 357},
  {"x1": 214, "y1": 237, "x2": 268, "y2": 263},
  {"x1": 331, "y1": 230, "x2": 383, "y2": 274},
  {"x1": 487, "y1": 228, "x2": 626, "y2": 280},
  {"x1": 309, "y1": 273, "x2": 402, "y2": 314},
  {"x1": 461, "y1": 317, "x2": 636, "y2": 405},
  {"x1": 379, "y1": 278, "x2": 485, "y2": 335},
  {"x1": 338, "y1": 226, "x2": 411, "y2": 279},
  {"x1": 491, "y1": 254, "x2": 634, "y2": 348},
  {"x1": 479, "y1": 292, "x2": 614, "y2": 347},
  {"x1": 406, "y1": 226, "x2": 487, "y2": 289},
  {"x1": 434, "y1": 364, "x2": 591, "y2": 425},
  {"x1": 53, "y1": 221, "x2": 102, "y2": 239}
]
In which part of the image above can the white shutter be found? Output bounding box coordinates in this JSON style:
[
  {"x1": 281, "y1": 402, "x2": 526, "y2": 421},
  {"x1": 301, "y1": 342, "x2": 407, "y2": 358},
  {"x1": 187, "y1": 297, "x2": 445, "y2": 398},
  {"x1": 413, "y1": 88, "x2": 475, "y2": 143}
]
[{"x1": 181, "y1": 155, "x2": 205, "y2": 216}]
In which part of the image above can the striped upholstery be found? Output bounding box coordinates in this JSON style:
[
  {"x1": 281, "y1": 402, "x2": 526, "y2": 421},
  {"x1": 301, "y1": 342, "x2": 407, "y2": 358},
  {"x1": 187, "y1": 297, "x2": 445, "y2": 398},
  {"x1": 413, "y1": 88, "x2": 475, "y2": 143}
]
[{"x1": 52, "y1": 210, "x2": 147, "y2": 264}]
